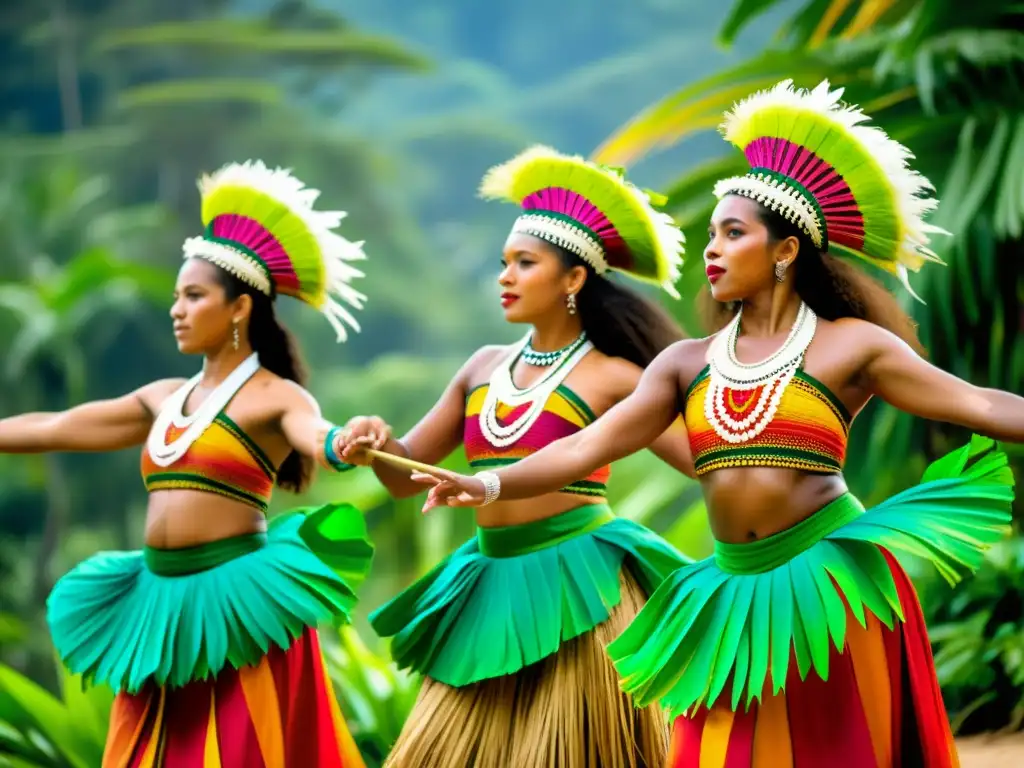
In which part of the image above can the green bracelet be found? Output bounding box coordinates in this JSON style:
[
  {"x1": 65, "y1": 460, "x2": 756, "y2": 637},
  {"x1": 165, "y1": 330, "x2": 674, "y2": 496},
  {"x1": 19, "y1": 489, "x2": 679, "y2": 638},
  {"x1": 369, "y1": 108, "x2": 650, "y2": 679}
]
[{"x1": 323, "y1": 426, "x2": 356, "y2": 472}]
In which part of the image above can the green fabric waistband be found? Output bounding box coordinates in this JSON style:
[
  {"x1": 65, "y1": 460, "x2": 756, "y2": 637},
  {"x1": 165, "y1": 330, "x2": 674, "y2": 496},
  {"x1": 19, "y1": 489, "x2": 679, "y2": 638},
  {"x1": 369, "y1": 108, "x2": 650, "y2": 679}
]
[
  {"x1": 713, "y1": 493, "x2": 865, "y2": 575},
  {"x1": 477, "y1": 503, "x2": 615, "y2": 558},
  {"x1": 143, "y1": 532, "x2": 267, "y2": 576}
]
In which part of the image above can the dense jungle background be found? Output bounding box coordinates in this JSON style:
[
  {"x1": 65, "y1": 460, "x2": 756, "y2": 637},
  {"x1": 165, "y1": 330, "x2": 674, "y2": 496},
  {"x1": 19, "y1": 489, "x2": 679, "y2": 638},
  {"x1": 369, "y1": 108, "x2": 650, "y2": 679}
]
[{"x1": 1, "y1": 0, "x2": 1022, "y2": 765}]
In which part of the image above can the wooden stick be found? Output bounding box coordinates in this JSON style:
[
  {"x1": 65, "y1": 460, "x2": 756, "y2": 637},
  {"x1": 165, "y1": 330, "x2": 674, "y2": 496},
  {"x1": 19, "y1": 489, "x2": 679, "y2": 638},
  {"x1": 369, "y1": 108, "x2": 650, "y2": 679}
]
[{"x1": 362, "y1": 448, "x2": 446, "y2": 476}]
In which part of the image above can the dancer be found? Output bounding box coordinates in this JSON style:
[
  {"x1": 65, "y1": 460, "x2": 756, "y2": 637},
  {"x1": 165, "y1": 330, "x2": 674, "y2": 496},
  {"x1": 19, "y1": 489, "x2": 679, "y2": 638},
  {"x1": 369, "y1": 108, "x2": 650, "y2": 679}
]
[
  {"x1": 408, "y1": 81, "x2": 1022, "y2": 767},
  {"x1": 335, "y1": 146, "x2": 692, "y2": 767},
  {"x1": 0, "y1": 160, "x2": 372, "y2": 767}
]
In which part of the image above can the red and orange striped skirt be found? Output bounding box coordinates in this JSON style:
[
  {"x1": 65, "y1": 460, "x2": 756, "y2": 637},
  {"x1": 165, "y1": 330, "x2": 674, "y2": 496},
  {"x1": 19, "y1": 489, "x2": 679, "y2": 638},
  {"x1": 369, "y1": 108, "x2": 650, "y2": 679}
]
[
  {"x1": 103, "y1": 628, "x2": 365, "y2": 768},
  {"x1": 609, "y1": 439, "x2": 1015, "y2": 768},
  {"x1": 667, "y1": 551, "x2": 958, "y2": 768}
]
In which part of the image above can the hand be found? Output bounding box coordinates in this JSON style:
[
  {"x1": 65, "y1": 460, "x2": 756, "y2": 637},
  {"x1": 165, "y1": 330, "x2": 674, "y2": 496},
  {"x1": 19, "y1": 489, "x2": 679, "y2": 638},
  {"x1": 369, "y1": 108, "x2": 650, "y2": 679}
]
[
  {"x1": 410, "y1": 469, "x2": 488, "y2": 514},
  {"x1": 339, "y1": 415, "x2": 392, "y2": 466}
]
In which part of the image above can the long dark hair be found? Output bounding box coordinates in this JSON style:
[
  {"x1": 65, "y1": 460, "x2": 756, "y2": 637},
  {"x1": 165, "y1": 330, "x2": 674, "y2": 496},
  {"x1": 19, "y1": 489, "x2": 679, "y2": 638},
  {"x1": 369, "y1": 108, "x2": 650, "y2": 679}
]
[
  {"x1": 206, "y1": 260, "x2": 314, "y2": 493},
  {"x1": 701, "y1": 200, "x2": 924, "y2": 354},
  {"x1": 552, "y1": 245, "x2": 685, "y2": 367}
]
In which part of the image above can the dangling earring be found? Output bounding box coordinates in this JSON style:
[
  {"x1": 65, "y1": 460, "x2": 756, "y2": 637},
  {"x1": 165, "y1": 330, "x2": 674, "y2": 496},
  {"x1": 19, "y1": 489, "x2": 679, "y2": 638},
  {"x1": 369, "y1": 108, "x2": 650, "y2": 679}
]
[
  {"x1": 232, "y1": 320, "x2": 240, "y2": 351},
  {"x1": 566, "y1": 293, "x2": 577, "y2": 315},
  {"x1": 774, "y1": 262, "x2": 788, "y2": 283}
]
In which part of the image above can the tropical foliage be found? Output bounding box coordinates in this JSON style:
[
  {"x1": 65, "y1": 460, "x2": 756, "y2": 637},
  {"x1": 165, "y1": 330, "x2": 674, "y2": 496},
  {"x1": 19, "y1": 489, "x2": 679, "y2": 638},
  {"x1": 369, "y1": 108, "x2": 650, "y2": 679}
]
[
  {"x1": 0, "y1": 0, "x2": 1020, "y2": 760},
  {"x1": 593, "y1": 0, "x2": 1024, "y2": 735},
  {"x1": 595, "y1": 0, "x2": 1024, "y2": 507},
  {"x1": 921, "y1": 536, "x2": 1024, "y2": 735}
]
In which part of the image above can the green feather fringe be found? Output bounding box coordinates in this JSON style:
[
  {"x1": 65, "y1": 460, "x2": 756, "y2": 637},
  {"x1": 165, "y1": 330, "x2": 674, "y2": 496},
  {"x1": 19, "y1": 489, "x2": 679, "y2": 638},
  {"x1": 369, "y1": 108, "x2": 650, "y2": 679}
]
[
  {"x1": 369, "y1": 512, "x2": 690, "y2": 687},
  {"x1": 47, "y1": 503, "x2": 373, "y2": 693},
  {"x1": 608, "y1": 436, "x2": 1015, "y2": 718}
]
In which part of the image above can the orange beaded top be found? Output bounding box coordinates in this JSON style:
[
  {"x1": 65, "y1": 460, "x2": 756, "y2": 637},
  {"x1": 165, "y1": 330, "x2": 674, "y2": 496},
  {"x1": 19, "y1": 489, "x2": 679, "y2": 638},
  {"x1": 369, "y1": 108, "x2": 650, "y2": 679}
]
[{"x1": 683, "y1": 365, "x2": 850, "y2": 476}]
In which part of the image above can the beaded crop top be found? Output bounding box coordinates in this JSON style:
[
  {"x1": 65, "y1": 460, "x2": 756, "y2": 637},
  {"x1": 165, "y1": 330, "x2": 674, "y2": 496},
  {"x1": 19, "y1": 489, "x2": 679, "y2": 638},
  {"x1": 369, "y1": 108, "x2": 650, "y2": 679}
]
[
  {"x1": 464, "y1": 383, "x2": 611, "y2": 497},
  {"x1": 683, "y1": 365, "x2": 850, "y2": 476},
  {"x1": 140, "y1": 413, "x2": 277, "y2": 512}
]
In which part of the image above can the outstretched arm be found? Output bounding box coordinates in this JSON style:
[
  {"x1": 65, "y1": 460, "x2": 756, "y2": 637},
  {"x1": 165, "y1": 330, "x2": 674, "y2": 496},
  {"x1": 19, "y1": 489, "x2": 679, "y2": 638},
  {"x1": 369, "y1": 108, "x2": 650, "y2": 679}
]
[
  {"x1": 277, "y1": 381, "x2": 338, "y2": 461},
  {"x1": 648, "y1": 417, "x2": 696, "y2": 479},
  {"x1": 0, "y1": 379, "x2": 180, "y2": 454},
  {"x1": 335, "y1": 347, "x2": 503, "y2": 498},
  {"x1": 863, "y1": 324, "x2": 1024, "y2": 441},
  {"x1": 417, "y1": 345, "x2": 685, "y2": 509}
]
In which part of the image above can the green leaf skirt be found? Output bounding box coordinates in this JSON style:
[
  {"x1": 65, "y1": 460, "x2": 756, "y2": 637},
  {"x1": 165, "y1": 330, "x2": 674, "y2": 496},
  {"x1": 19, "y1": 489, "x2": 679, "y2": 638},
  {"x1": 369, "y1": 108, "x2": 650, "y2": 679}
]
[
  {"x1": 608, "y1": 436, "x2": 1016, "y2": 719},
  {"x1": 369, "y1": 502, "x2": 691, "y2": 687},
  {"x1": 46, "y1": 502, "x2": 373, "y2": 695}
]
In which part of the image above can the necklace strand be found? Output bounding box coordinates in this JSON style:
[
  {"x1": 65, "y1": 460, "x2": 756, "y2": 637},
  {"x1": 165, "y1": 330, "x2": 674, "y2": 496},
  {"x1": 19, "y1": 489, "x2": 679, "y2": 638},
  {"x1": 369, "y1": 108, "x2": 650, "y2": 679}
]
[
  {"x1": 146, "y1": 353, "x2": 261, "y2": 466},
  {"x1": 705, "y1": 303, "x2": 817, "y2": 443},
  {"x1": 522, "y1": 334, "x2": 582, "y2": 366},
  {"x1": 480, "y1": 332, "x2": 591, "y2": 448}
]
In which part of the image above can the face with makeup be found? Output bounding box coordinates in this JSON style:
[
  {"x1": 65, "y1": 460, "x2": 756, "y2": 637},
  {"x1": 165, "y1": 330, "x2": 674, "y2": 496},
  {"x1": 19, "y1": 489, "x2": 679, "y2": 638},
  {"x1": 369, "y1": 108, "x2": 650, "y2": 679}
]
[
  {"x1": 704, "y1": 195, "x2": 800, "y2": 303},
  {"x1": 170, "y1": 258, "x2": 252, "y2": 354},
  {"x1": 497, "y1": 232, "x2": 587, "y2": 324}
]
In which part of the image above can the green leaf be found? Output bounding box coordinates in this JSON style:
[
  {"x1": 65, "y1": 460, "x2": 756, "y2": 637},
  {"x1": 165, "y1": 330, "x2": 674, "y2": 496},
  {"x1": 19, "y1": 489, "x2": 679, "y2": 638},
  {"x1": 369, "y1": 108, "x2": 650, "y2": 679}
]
[
  {"x1": 594, "y1": 50, "x2": 834, "y2": 166},
  {"x1": 0, "y1": 665, "x2": 92, "y2": 768},
  {"x1": 718, "y1": 0, "x2": 792, "y2": 45},
  {"x1": 57, "y1": 669, "x2": 111, "y2": 765},
  {"x1": 951, "y1": 116, "x2": 1010, "y2": 238},
  {"x1": 95, "y1": 23, "x2": 430, "y2": 70},
  {"x1": 0, "y1": 615, "x2": 26, "y2": 647},
  {"x1": 116, "y1": 79, "x2": 284, "y2": 110}
]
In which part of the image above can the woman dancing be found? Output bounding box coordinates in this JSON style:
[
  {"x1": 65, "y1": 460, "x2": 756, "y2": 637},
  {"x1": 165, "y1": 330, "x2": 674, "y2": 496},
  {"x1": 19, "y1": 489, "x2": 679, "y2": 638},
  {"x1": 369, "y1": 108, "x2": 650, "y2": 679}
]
[
  {"x1": 337, "y1": 146, "x2": 692, "y2": 767},
  {"x1": 0, "y1": 160, "x2": 373, "y2": 767},
  {"x1": 407, "y1": 81, "x2": 1022, "y2": 767}
]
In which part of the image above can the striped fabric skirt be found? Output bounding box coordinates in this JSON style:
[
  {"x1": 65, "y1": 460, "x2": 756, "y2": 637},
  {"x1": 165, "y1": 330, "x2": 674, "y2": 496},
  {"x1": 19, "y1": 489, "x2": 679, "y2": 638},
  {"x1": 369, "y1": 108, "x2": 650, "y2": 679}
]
[
  {"x1": 666, "y1": 549, "x2": 957, "y2": 767},
  {"x1": 46, "y1": 504, "x2": 373, "y2": 768},
  {"x1": 607, "y1": 436, "x2": 1015, "y2": 768},
  {"x1": 104, "y1": 628, "x2": 363, "y2": 768}
]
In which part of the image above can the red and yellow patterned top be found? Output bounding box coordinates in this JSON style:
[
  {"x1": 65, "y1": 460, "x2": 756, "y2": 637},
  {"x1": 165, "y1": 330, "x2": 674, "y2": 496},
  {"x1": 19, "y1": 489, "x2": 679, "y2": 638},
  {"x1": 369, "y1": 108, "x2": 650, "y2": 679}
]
[
  {"x1": 464, "y1": 383, "x2": 611, "y2": 497},
  {"x1": 140, "y1": 413, "x2": 277, "y2": 512},
  {"x1": 683, "y1": 366, "x2": 850, "y2": 476}
]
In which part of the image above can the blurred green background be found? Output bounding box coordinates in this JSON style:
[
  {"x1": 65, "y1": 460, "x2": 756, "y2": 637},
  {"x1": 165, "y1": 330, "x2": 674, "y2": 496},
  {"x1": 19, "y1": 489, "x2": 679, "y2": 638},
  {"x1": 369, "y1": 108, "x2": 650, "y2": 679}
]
[{"x1": 0, "y1": 0, "x2": 1022, "y2": 765}]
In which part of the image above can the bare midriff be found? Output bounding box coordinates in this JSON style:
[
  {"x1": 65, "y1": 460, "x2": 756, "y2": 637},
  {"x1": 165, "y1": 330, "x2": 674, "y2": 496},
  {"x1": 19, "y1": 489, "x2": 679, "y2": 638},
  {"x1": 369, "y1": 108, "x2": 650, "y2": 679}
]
[
  {"x1": 701, "y1": 467, "x2": 849, "y2": 543},
  {"x1": 143, "y1": 489, "x2": 267, "y2": 549}
]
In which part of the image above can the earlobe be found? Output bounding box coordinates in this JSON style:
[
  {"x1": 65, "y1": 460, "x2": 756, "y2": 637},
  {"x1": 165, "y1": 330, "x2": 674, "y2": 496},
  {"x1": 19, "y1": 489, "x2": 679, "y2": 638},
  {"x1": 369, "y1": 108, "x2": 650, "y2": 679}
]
[
  {"x1": 234, "y1": 293, "x2": 253, "y2": 322},
  {"x1": 568, "y1": 265, "x2": 588, "y2": 295}
]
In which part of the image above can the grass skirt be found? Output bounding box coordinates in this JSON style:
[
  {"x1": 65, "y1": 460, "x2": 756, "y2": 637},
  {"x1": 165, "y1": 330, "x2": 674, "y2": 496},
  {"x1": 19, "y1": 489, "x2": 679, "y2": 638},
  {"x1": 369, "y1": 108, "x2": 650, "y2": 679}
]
[
  {"x1": 46, "y1": 503, "x2": 373, "y2": 767},
  {"x1": 370, "y1": 503, "x2": 691, "y2": 767},
  {"x1": 608, "y1": 436, "x2": 1015, "y2": 768}
]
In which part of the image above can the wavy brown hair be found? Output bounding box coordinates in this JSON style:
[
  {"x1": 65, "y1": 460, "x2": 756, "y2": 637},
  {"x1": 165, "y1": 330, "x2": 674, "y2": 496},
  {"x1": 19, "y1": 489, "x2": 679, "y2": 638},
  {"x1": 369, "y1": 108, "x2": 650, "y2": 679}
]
[{"x1": 701, "y1": 199, "x2": 925, "y2": 355}]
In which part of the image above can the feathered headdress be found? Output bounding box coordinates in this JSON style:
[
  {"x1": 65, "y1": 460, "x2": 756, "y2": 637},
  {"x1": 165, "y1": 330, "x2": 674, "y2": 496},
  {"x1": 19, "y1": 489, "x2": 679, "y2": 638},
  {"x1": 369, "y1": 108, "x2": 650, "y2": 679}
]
[
  {"x1": 713, "y1": 80, "x2": 947, "y2": 299},
  {"x1": 182, "y1": 160, "x2": 367, "y2": 341},
  {"x1": 479, "y1": 146, "x2": 685, "y2": 297}
]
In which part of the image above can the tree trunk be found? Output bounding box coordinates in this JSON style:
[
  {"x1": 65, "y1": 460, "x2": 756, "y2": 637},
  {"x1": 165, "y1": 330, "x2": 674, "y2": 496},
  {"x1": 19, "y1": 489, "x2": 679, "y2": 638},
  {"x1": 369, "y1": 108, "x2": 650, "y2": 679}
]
[{"x1": 51, "y1": 0, "x2": 82, "y2": 131}]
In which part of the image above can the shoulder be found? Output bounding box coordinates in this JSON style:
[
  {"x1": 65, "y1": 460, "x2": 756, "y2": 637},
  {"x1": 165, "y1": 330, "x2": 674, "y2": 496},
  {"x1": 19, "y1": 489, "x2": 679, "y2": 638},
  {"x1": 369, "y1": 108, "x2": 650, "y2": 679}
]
[
  {"x1": 136, "y1": 378, "x2": 189, "y2": 415},
  {"x1": 459, "y1": 343, "x2": 514, "y2": 384},
  {"x1": 598, "y1": 338, "x2": 714, "y2": 399},
  {"x1": 253, "y1": 371, "x2": 320, "y2": 414},
  {"x1": 824, "y1": 317, "x2": 911, "y2": 356}
]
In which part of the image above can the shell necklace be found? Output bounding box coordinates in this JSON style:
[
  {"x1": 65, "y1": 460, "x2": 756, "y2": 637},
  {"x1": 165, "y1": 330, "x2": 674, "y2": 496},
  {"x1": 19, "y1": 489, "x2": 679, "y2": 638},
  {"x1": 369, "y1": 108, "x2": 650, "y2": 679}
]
[
  {"x1": 705, "y1": 302, "x2": 817, "y2": 443},
  {"x1": 146, "y1": 352, "x2": 261, "y2": 467},
  {"x1": 480, "y1": 331, "x2": 591, "y2": 448}
]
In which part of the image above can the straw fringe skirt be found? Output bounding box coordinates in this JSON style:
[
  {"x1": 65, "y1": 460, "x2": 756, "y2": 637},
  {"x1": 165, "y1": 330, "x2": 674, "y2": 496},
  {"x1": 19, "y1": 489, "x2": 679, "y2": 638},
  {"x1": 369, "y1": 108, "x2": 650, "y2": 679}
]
[
  {"x1": 370, "y1": 503, "x2": 691, "y2": 768},
  {"x1": 388, "y1": 570, "x2": 659, "y2": 768}
]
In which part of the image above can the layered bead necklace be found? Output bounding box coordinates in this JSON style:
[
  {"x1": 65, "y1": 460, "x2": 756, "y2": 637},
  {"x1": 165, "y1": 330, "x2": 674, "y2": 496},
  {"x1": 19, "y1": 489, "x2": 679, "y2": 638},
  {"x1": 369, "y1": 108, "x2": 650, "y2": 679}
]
[
  {"x1": 521, "y1": 334, "x2": 582, "y2": 366},
  {"x1": 480, "y1": 331, "x2": 591, "y2": 448},
  {"x1": 146, "y1": 352, "x2": 261, "y2": 466},
  {"x1": 705, "y1": 302, "x2": 817, "y2": 443}
]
